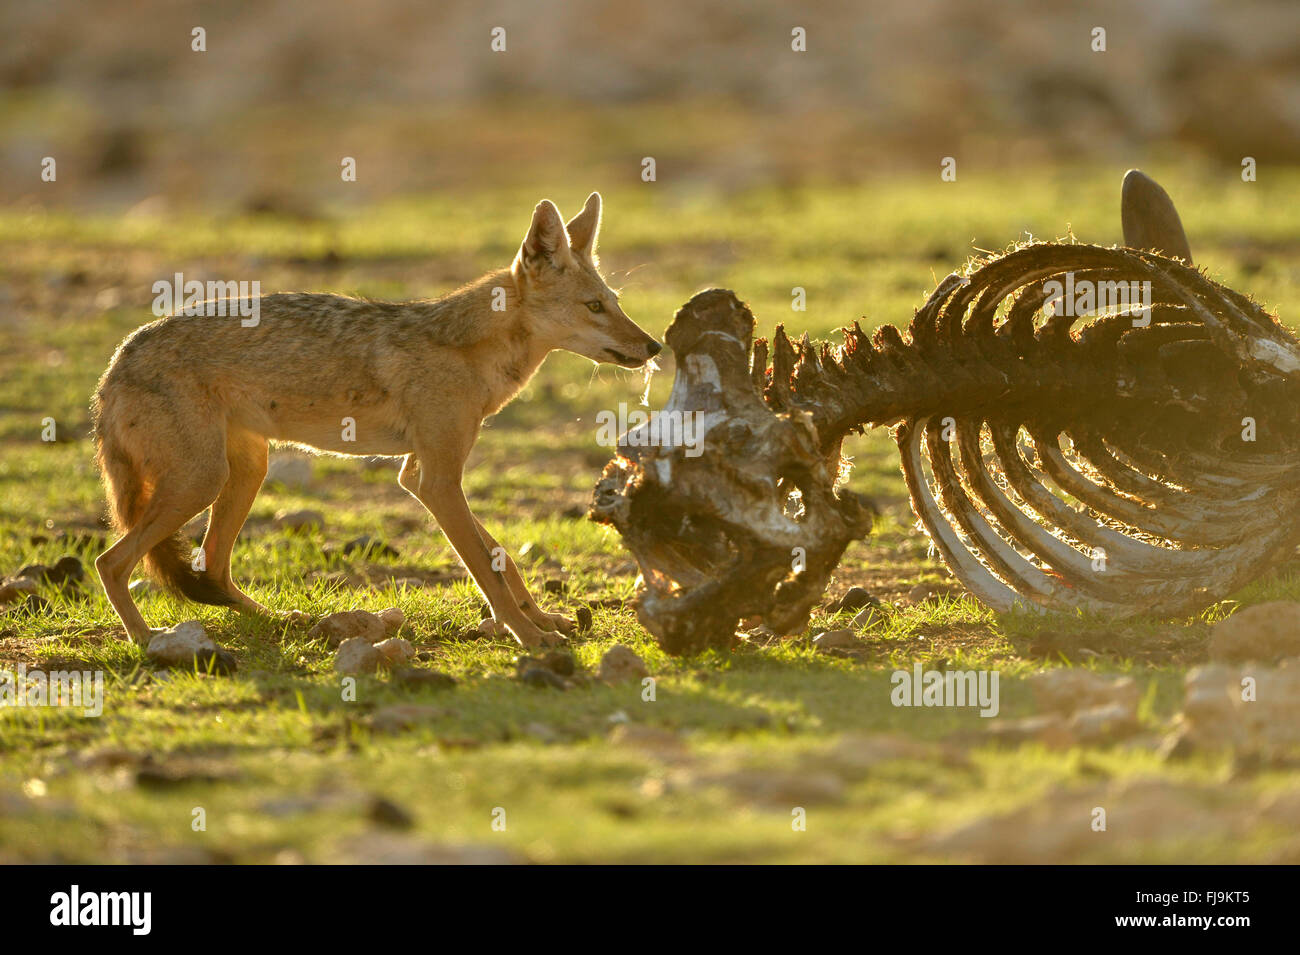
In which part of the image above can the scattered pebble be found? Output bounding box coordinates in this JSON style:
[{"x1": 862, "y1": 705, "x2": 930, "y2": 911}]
[
  {"x1": 828, "y1": 586, "x2": 877, "y2": 614},
  {"x1": 812, "y1": 628, "x2": 856, "y2": 651},
  {"x1": 334, "y1": 637, "x2": 382, "y2": 674},
  {"x1": 367, "y1": 795, "x2": 414, "y2": 829},
  {"x1": 1209, "y1": 602, "x2": 1300, "y2": 662},
  {"x1": 0, "y1": 576, "x2": 39, "y2": 604},
  {"x1": 374, "y1": 637, "x2": 415, "y2": 667},
  {"x1": 145, "y1": 621, "x2": 237, "y2": 674},
  {"x1": 1027, "y1": 669, "x2": 1139, "y2": 715},
  {"x1": 308, "y1": 608, "x2": 402, "y2": 647},
  {"x1": 596, "y1": 644, "x2": 649, "y2": 684}
]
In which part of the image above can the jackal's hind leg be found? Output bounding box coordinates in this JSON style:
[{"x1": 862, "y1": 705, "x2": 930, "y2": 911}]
[
  {"x1": 97, "y1": 471, "x2": 229, "y2": 643},
  {"x1": 200, "y1": 430, "x2": 312, "y2": 627}
]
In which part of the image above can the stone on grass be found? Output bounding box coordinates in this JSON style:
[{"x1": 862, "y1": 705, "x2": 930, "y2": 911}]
[
  {"x1": 0, "y1": 576, "x2": 39, "y2": 604},
  {"x1": 812, "y1": 628, "x2": 856, "y2": 651},
  {"x1": 1173, "y1": 663, "x2": 1300, "y2": 750},
  {"x1": 308, "y1": 608, "x2": 402, "y2": 647},
  {"x1": 334, "y1": 637, "x2": 382, "y2": 674},
  {"x1": 374, "y1": 637, "x2": 415, "y2": 667},
  {"x1": 146, "y1": 621, "x2": 236, "y2": 674},
  {"x1": 1067, "y1": 702, "x2": 1140, "y2": 742},
  {"x1": 829, "y1": 586, "x2": 876, "y2": 614},
  {"x1": 597, "y1": 644, "x2": 649, "y2": 684},
  {"x1": 1209, "y1": 602, "x2": 1300, "y2": 663},
  {"x1": 1027, "y1": 669, "x2": 1139, "y2": 715}
]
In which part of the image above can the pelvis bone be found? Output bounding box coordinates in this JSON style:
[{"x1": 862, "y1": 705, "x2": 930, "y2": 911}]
[{"x1": 592, "y1": 242, "x2": 1300, "y2": 655}]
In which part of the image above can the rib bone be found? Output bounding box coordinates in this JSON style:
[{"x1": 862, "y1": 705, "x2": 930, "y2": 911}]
[{"x1": 591, "y1": 244, "x2": 1300, "y2": 653}]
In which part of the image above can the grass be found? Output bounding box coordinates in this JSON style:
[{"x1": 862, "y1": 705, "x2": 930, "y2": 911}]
[{"x1": 2, "y1": 164, "x2": 1300, "y2": 863}]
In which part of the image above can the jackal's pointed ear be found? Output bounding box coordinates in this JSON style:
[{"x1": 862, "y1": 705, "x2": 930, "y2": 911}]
[
  {"x1": 1121, "y1": 170, "x2": 1193, "y2": 264},
  {"x1": 565, "y1": 192, "x2": 602, "y2": 260},
  {"x1": 514, "y1": 200, "x2": 572, "y2": 281}
]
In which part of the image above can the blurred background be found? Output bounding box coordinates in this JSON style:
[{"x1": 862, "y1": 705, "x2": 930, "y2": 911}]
[{"x1": 3, "y1": 0, "x2": 1299, "y2": 210}]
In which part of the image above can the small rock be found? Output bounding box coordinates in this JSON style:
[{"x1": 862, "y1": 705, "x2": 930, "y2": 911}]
[
  {"x1": 367, "y1": 796, "x2": 414, "y2": 829},
  {"x1": 14, "y1": 564, "x2": 49, "y2": 582},
  {"x1": 1068, "y1": 702, "x2": 1140, "y2": 742},
  {"x1": 334, "y1": 637, "x2": 383, "y2": 674},
  {"x1": 273, "y1": 508, "x2": 325, "y2": 533},
  {"x1": 985, "y1": 713, "x2": 1073, "y2": 746},
  {"x1": 144, "y1": 625, "x2": 236, "y2": 674},
  {"x1": 1027, "y1": 669, "x2": 1139, "y2": 715},
  {"x1": 829, "y1": 586, "x2": 877, "y2": 614},
  {"x1": 308, "y1": 609, "x2": 400, "y2": 647},
  {"x1": 1209, "y1": 602, "x2": 1300, "y2": 662},
  {"x1": 46, "y1": 556, "x2": 86, "y2": 586},
  {"x1": 597, "y1": 644, "x2": 649, "y2": 684},
  {"x1": 145, "y1": 620, "x2": 214, "y2": 664},
  {"x1": 374, "y1": 637, "x2": 415, "y2": 667},
  {"x1": 544, "y1": 578, "x2": 566, "y2": 595},
  {"x1": 0, "y1": 576, "x2": 39, "y2": 604},
  {"x1": 813, "y1": 628, "x2": 856, "y2": 651},
  {"x1": 575, "y1": 605, "x2": 594, "y2": 632},
  {"x1": 541, "y1": 649, "x2": 576, "y2": 677}
]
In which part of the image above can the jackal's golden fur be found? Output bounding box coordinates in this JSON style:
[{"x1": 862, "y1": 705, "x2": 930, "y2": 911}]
[{"x1": 93, "y1": 193, "x2": 661, "y2": 648}]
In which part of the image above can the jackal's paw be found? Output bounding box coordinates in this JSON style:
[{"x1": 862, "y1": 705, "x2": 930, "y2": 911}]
[
  {"x1": 531, "y1": 611, "x2": 577, "y2": 636},
  {"x1": 510, "y1": 622, "x2": 568, "y2": 649}
]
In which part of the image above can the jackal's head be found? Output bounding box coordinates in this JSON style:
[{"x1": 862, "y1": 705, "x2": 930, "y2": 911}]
[{"x1": 511, "y1": 193, "x2": 662, "y2": 368}]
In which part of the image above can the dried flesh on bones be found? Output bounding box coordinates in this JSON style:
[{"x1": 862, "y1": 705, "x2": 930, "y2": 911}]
[{"x1": 591, "y1": 176, "x2": 1300, "y2": 654}]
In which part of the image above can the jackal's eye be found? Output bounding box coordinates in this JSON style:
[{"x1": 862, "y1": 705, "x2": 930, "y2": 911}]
[{"x1": 585, "y1": 300, "x2": 604, "y2": 313}]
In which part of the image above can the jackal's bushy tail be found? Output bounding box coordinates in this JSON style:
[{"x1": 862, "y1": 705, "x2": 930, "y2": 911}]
[{"x1": 94, "y1": 418, "x2": 236, "y2": 607}]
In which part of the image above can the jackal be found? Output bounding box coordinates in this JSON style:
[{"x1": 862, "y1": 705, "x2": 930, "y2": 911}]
[{"x1": 93, "y1": 193, "x2": 661, "y2": 648}]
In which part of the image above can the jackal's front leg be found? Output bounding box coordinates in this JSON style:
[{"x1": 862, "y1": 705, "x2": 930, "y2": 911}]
[
  {"x1": 471, "y1": 516, "x2": 577, "y2": 636},
  {"x1": 398, "y1": 454, "x2": 565, "y2": 649}
]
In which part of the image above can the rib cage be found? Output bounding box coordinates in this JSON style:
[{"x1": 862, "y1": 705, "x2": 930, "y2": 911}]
[
  {"x1": 771, "y1": 244, "x2": 1300, "y2": 616},
  {"x1": 591, "y1": 242, "x2": 1300, "y2": 654}
]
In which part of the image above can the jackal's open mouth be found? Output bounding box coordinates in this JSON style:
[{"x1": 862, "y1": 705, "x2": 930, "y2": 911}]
[{"x1": 604, "y1": 348, "x2": 644, "y2": 368}]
